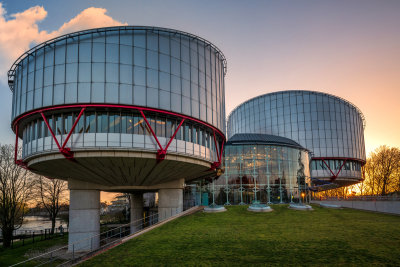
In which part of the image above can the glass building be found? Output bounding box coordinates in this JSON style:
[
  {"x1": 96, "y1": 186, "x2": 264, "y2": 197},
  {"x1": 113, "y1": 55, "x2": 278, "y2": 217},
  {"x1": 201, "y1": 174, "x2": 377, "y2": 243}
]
[
  {"x1": 8, "y1": 26, "x2": 227, "y2": 185},
  {"x1": 213, "y1": 134, "x2": 310, "y2": 205},
  {"x1": 227, "y1": 90, "x2": 366, "y2": 187}
]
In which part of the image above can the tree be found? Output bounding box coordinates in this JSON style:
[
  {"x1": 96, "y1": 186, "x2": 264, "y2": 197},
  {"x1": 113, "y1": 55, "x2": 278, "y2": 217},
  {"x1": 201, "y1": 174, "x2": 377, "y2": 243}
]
[
  {"x1": 0, "y1": 144, "x2": 33, "y2": 248},
  {"x1": 365, "y1": 146, "x2": 400, "y2": 195},
  {"x1": 33, "y1": 176, "x2": 68, "y2": 234}
]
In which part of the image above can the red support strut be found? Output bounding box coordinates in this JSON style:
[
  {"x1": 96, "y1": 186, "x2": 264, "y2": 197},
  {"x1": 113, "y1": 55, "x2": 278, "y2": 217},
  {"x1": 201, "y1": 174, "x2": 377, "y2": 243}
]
[
  {"x1": 140, "y1": 110, "x2": 185, "y2": 162},
  {"x1": 40, "y1": 108, "x2": 86, "y2": 160},
  {"x1": 321, "y1": 159, "x2": 348, "y2": 182}
]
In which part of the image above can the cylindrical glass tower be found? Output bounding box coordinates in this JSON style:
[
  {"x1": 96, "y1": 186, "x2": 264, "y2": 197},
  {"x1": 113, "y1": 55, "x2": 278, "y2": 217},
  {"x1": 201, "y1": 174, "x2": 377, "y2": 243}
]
[
  {"x1": 8, "y1": 26, "x2": 227, "y2": 186},
  {"x1": 227, "y1": 90, "x2": 366, "y2": 187}
]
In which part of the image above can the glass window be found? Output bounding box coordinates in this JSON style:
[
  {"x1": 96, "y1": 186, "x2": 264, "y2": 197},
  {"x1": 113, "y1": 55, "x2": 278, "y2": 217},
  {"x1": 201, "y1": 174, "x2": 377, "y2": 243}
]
[
  {"x1": 66, "y1": 63, "x2": 78, "y2": 83},
  {"x1": 106, "y1": 63, "x2": 118, "y2": 83},
  {"x1": 160, "y1": 54, "x2": 170, "y2": 73},
  {"x1": 93, "y1": 63, "x2": 105, "y2": 82},
  {"x1": 159, "y1": 34, "x2": 170, "y2": 54},
  {"x1": 65, "y1": 83, "x2": 77, "y2": 103},
  {"x1": 120, "y1": 32, "x2": 133, "y2": 46},
  {"x1": 147, "y1": 50, "x2": 158, "y2": 70},
  {"x1": 171, "y1": 40, "x2": 180, "y2": 59},
  {"x1": 78, "y1": 63, "x2": 91, "y2": 83},
  {"x1": 63, "y1": 113, "x2": 73, "y2": 134},
  {"x1": 171, "y1": 58, "x2": 180, "y2": 76},
  {"x1": 134, "y1": 47, "x2": 146, "y2": 67},
  {"x1": 55, "y1": 43, "x2": 66, "y2": 65},
  {"x1": 97, "y1": 112, "x2": 108, "y2": 133},
  {"x1": 159, "y1": 72, "x2": 170, "y2": 91},
  {"x1": 66, "y1": 42, "x2": 78, "y2": 63},
  {"x1": 93, "y1": 43, "x2": 105, "y2": 62},
  {"x1": 146, "y1": 87, "x2": 158, "y2": 108},
  {"x1": 147, "y1": 69, "x2": 158, "y2": 88},
  {"x1": 54, "y1": 65, "x2": 65, "y2": 84},
  {"x1": 134, "y1": 31, "x2": 146, "y2": 48},
  {"x1": 105, "y1": 83, "x2": 118, "y2": 103},
  {"x1": 160, "y1": 90, "x2": 170, "y2": 110},
  {"x1": 55, "y1": 115, "x2": 63, "y2": 135},
  {"x1": 120, "y1": 84, "x2": 133, "y2": 104},
  {"x1": 75, "y1": 112, "x2": 84, "y2": 134},
  {"x1": 120, "y1": 65, "x2": 133, "y2": 84},
  {"x1": 109, "y1": 112, "x2": 121, "y2": 133},
  {"x1": 85, "y1": 112, "x2": 96, "y2": 133},
  {"x1": 120, "y1": 45, "x2": 132, "y2": 65},
  {"x1": 45, "y1": 47, "x2": 54, "y2": 67},
  {"x1": 171, "y1": 75, "x2": 181, "y2": 94},
  {"x1": 106, "y1": 43, "x2": 119, "y2": 63},
  {"x1": 121, "y1": 113, "x2": 128, "y2": 133},
  {"x1": 92, "y1": 83, "x2": 105, "y2": 102},
  {"x1": 53, "y1": 84, "x2": 64, "y2": 105},
  {"x1": 79, "y1": 42, "x2": 91, "y2": 62},
  {"x1": 133, "y1": 86, "x2": 146, "y2": 105},
  {"x1": 78, "y1": 83, "x2": 91, "y2": 102},
  {"x1": 134, "y1": 66, "x2": 146, "y2": 86}
]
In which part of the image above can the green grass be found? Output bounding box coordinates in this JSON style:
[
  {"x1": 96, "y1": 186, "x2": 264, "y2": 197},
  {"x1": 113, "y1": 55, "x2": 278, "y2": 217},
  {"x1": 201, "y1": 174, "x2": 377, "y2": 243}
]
[
  {"x1": 0, "y1": 235, "x2": 68, "y2": 267},
  {"x1": 81, "y1": 205, "x2": 400, "y2": 266}
]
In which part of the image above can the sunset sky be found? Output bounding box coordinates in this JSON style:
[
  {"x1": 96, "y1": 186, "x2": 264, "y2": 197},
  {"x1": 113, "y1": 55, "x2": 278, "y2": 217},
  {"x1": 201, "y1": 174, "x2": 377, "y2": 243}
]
[{"x1": 0, "y1": 0, "x2": 399, "y2": 201}]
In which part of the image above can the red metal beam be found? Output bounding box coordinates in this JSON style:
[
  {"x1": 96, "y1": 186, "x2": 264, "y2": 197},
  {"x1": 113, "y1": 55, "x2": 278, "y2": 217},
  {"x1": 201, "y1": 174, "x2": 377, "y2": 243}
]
[
  {"x1": 41, "y1": 112, "x2": 62, "y2": 150},
  {"x1": 12, "y1": 104, "x2": 226, "y2": 142},
  {"x1": 41, "y1": 112, "x2": 74, "y2": 159},
  {"x1": 318, "y1": 158, "x2": 348, "y2": 182},
  {"x1": 12, "y1": 104, "x2": 226, "y2": 167},
  {"x1": 164, "y1": 118, "x2": 185, "y2": 152},
  {"x1": 61, "y1": 107, "x2": 85, "y2": 149}
]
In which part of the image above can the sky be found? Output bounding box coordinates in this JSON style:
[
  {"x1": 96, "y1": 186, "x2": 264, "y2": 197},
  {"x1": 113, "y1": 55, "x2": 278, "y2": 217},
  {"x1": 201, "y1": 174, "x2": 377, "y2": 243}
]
[{"x1": 0, "y1": 0, "x2": 399, "y2": 200}]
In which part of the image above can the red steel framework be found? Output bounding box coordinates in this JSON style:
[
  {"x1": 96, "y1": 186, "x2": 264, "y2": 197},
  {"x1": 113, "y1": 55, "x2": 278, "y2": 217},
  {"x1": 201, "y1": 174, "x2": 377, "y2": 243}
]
[
  {"x1": 312, "y1": 157, "x2": 366, "y2": 182},
  {"x1": 13, "y1": 104, "x2": 225, "y2": 170}
]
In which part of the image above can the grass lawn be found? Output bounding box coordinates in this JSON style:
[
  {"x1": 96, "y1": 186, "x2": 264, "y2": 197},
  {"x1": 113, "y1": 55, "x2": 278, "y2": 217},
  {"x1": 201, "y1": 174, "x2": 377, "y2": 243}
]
[
  {"x1": 81, "y1": 205, "x2": 400, "y2": 266},
  {"x1": 0, "y1": 235, "x2": 68, "y2": 267}
]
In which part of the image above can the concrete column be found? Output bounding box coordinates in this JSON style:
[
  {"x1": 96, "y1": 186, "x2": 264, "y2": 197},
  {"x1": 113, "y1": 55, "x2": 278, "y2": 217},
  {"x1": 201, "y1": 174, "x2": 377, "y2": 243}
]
[
  {"x1": 68, "y1": 189, "x2": 100, "y2": 252},
  {"x1": 130, "y1": 193, "x2": 143, "y2": 234},
  {"x1": 158, "y1": 188, "x2": 183, "y2": 221}
]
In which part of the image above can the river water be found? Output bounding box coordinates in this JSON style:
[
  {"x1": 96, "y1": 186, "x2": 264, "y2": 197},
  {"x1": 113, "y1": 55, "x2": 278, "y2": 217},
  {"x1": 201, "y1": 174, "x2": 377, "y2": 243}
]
[{"x1": 17, "y1": 216, "x2": 67, "y2": 232}]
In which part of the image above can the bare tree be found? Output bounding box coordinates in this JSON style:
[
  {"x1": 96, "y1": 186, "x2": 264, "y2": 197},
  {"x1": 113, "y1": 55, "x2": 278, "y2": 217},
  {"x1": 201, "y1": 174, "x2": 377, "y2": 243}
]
[
  {"x1": 33, "y1": 176, "x2": 68, "y2": 234},
  {"x1": 364, "y1": 146, "x2": 400, "y2": 195},
  {"x1": 0, "y1": 144, "x2": 33, "y2": 248}
]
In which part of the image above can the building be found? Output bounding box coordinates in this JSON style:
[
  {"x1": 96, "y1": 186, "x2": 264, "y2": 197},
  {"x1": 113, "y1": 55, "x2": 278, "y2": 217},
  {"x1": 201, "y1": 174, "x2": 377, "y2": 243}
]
[
  {"x1": 221, "y1": 90, "x2": 366, "y2": 202},
  {"x1": 8, "y1": 26, "x2": 227, "y2": 250}
]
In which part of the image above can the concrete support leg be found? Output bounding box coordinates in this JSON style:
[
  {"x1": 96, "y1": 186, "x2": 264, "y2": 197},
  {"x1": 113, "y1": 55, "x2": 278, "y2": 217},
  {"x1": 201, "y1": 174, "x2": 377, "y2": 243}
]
[
  {"x1": 130, "y1": 193, "x2": 143, "y2": 234},
  {"x1": 68, "y1": 190, "x2": 100, "y2": 252},
  {"x1": 158, "y1": 188, "x2": 183, "y2": 221}
]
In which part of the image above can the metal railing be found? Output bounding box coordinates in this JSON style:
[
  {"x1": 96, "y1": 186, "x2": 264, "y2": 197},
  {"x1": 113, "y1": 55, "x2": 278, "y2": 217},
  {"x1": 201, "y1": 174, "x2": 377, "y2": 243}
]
[
  {"x1": 10, "y1": 212, "x2": 162, "y2": 267},
  {"x1": 316, "y1": 195, "x2": 400, "y2": 201},
  {"x1": 0, "y1": 228, "x2": 68, "y2": 248}
]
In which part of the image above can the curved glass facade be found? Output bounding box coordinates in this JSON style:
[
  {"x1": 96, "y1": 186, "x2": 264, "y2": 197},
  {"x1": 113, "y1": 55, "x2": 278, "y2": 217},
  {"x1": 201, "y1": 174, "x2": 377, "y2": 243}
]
[
  {"x1": 211, "y1": 143, "x2": 310, "y2": 204},
  {"x1": 227, "y1": 90, "x2": 365, "y2": 185},
  {"x1": 9, "y1": 26, "x2": 226, "y2": 165},
  {"x1": 11, "y1": 26, "x2": 226, "y2": 133}
]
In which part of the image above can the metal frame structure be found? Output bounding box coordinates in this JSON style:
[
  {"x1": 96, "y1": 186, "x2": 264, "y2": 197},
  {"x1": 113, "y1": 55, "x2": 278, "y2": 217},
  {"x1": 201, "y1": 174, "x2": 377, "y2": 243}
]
[
  {"x1": 312, "y1": 157, "x2": 366, "y2": 182},
  {"x1": 13, "y1": 104, "x2": 225, "y2": 170}
]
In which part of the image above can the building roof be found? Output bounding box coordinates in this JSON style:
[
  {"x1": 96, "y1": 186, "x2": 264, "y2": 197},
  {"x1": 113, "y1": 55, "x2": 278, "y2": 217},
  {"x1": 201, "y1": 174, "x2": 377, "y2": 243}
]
[{"x1": 226, "y1": 133, "x2": 305, "y2": 150}]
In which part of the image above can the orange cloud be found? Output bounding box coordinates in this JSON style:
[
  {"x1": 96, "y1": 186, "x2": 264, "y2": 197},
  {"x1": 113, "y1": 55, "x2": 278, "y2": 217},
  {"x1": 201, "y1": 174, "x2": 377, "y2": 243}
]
[{"x1": 0, "y1": 4, "x2": 126, "y2": 84}]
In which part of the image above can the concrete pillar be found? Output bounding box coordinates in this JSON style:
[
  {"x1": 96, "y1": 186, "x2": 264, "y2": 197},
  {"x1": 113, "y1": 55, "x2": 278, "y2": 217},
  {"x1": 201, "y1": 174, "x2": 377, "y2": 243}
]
[
  {"x1": 68, "y1": 189, "x2": 100, "y2": 252},
  {"x1": 130, "y1": 193, "x2": 143, "y2": 234},
  {"x1": 158, "y1": 188, "x2": 183, "y2": 221}
]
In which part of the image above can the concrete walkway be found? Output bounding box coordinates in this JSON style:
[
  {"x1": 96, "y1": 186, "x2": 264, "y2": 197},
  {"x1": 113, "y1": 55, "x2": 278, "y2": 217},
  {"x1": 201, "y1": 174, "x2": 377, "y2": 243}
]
[{"x1": 312, "y1": 200, "x2": 400, "y2": 215}]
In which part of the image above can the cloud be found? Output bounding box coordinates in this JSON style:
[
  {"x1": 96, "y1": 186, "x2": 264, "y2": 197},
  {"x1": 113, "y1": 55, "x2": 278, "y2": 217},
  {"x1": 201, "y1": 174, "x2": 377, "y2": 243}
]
[{"x1": 0, "y1": 3, "x2": 126, "y2": 84}]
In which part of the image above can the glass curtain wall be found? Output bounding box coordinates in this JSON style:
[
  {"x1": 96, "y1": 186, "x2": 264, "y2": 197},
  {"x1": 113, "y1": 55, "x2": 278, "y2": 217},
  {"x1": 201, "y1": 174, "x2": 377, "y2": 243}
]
[{"x1": 207, "y1": 144, "x2": 310, "y2": 205}]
